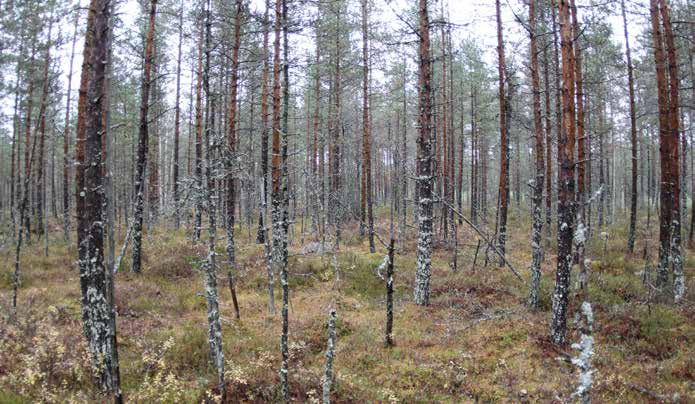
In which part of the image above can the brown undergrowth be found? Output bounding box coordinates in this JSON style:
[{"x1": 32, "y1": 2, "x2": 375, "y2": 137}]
[{"x1": 1, "y1": 213, "x2": 694, "y2": 403}]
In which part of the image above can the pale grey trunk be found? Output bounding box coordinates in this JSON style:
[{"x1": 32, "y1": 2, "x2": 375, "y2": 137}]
[
  {"x1": 321, "y1": 308, "x2": 337, "y2": 404},
  {"x1": 385, "y1": 239, "x2": 395, "y2": 346},
  {"x1": 571, "y1": 301, "x2": 594, "y2": 404},
  {"x1": 575, "y1": 213, "x2": 588, "y2": 291},
  {"x1": 529, "y1": 178, "x2": 544, "y2": 309}
]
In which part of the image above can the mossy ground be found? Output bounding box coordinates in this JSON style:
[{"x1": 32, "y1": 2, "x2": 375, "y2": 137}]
[{"x1": 1, "y1": 210, "x2": 694, "y2": 403}]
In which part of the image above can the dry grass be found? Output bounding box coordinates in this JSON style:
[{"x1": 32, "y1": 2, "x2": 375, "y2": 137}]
[{"x1": 1, "y1": 213, "x2": 694, "y2": 403}]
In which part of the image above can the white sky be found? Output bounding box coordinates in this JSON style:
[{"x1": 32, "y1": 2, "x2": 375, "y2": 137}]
[{"x1": 2, "y1": 0, "x2": 650, "y2": 136}]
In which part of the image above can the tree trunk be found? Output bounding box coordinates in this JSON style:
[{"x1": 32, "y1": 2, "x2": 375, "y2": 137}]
[
  {"x1": 550, "y1": 0, "x2": 577, "y2": 345},
  {"x1": 495, "y1": 0, "x2": 509, "y2": 265},
  {"x1": 225, "y1": 0, "x2": 243, "y2": 320},
  {"x1": 528, "y1": 0, "x2": 544, "y2": 309},
  {"x1": 414, "y1": 0, "x2": 433, "y2": 307},
  {"x1": 656, "y1": 0, "x2": 684, "y2": 302},
  {"x1": 172, "y1": 0, "x2": 183, "y2": 229},
  {"x1": 570, "y1": 0, "x2": 588, "y2": 291},
  {"x1": 620, "y1": 0, "x2": 638, "y2": 253},
  {"x1": 131, "y1": 0, "x2": 158, "y2": 274},
  {"x1": 360, "y1": 0, "x2": 375, "y2": 253},
  {"x1": 201, "y1": 0, "x2": 226, "y2": 396},
  {"x1": 256, "y1": 4, "x2": 271, "y2": 246},
  {"x1": 78, "y1": 0, "x2": 121, "y2": 397},
  {"x1": 35, "y1": 18, "x2": 53, "y2": 239},
  {"x1": 542, "y1": 6, "x2": 553, "y2": 249}
]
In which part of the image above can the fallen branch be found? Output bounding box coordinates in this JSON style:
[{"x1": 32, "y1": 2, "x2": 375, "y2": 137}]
[{"x1": 435, "y1": 194, "x2": 524, "y2": 282}]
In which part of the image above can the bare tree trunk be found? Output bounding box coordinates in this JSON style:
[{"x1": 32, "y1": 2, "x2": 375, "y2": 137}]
[
  {"x1": 414, "y1": 0, "x2": 433, "y2": 307},
  {"x1": 550, "y1": 0, "x2": 577, "y2": 345},
  {"x1": 495, "y1": 0, "x2": 509, "y2": 265},
  {"x1": 470, "y1": 87, "x2": 477, "y2": 226},
  {"x1": 528, "y1": 0, "x2": 545, "y2": 309},
  {"x1": 385, "y1": 238, "x2": 395, "y2": 346},
  {"x1": 225, "y1": 0, "x2": 243, "y2": 320},
  {"x1": 570, "y1": 0, "x2": 588, "y2": 291},
  {"x1": 542, "y1": 6, "x2": 553, "y2": 249},
  {"x1": 360, "y1": 0, "x2": 375, "y2": 253},
  {"x1": 201, "y1": 0, "x2": 225, "y2": 396},
  {"x1": 131, "y1": 0, "x2": 158, "y2": 274},
  {"x1": 257, "y1": 3, "x2": 271, "y2": 246},
  {"x1": 192, "y1": 13, "x2": 204, "y2": 244},
  {"x1": 23, "y1": 40, "x2": 36, "y2": 239},
  {"x1": 172, "y1": 0, "x2": 184, "y2": 229},
  {"x1": 9, "y1": 34, "x2": 26, "y2": 242},
  {"x1": 35, "y1": 18, "x2": 53, "y2": 239},
  {"x1": 620, "y1": 0, "x2": 638, "y2": 253}
]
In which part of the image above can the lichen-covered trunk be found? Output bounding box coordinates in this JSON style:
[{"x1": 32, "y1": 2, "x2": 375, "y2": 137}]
[
  {"x1": 270, "y1": 0, "x2": 290, "y2": 399},
  {"x1": 131, "y1": 0, "x2": 157, "y2": 274},
  {"x1": 201, "y1": 0, "x2": 225, "y2": 396},
  {"x1": 78, "y1": 0, "x2": 121, "y2": 397},
  {"x1": 322, "y1": 309, "x2": 337, "y2": 404},
  {"x1": 550, "y1": 0, "x2": 577, "y2": 345},
  {"x1": 414, "y1": 0, "x2": 433, "y2": 307},
  {"x1": 542, "y1": 12, "x2": 553, "y2": 250},
  {"x1": 570, "y1": 0, "x2": 588, "y2": 291},
  {"x1": 528, "y1": 0, "x2": 544, "y2": 309},
  {"x1": 192, "y1": 25, "x2": 205, "y2": 244},
  {"x1": 385, "y1": 239, "x2": 395, "y2": 346},
  {"x1": 656, "y1": 0, "x2": 684, "y2": 302},
  {"x1": 651, "y1": 0, "x2": 673, "y2": 300}
]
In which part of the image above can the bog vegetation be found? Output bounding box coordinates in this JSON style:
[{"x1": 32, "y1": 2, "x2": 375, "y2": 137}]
[{"x1": 0, "y1": 0, "x2": 694, "y2": 402}]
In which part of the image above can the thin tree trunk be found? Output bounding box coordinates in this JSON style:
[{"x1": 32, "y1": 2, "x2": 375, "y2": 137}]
[
  {"x1": 528, "y1": 0, "x2": 544, "y2": 309},
  {"x1": 131, "y1": 0, "x2": 158, "y2": 274},
  {"x1": 35, "y1": 18, "x2": 53, "y2": 239},
  {"x1": 172, "y1": 0, "x2": 183, "y2": 229},
  {"x1": 570, "y1": 0, "x2": 588, "y2": 291},
  {"x1": 495, "y1": 0, "x2": 509, "y2": 265},
  {"x1": 621, "y1": 0, "x2": 638, "y2": 253},
  {"x1": 225, "y1": 0, "x2": 243, "y2": 320},
  {"x1": 360, "y1": 0, "x2": 375, "y2": 253},
  {"x1": 201, "y1": 0, "x2": 225, "y2": 396},
  {"x1": 256, "y1": 5, "x2": 271, "y2": 246},
  {"x1": 542, "y1": 6, "x2": 553, "y2": 248}
]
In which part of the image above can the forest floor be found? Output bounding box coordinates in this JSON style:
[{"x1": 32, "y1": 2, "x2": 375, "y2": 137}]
[{"x1": 1, "y1": 210, "x2": 694, "y2": 403}]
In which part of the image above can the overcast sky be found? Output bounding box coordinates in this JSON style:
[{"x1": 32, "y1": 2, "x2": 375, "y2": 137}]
[{"x1": 1, "y1": 0, "x2": 650, "y2": 136}]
